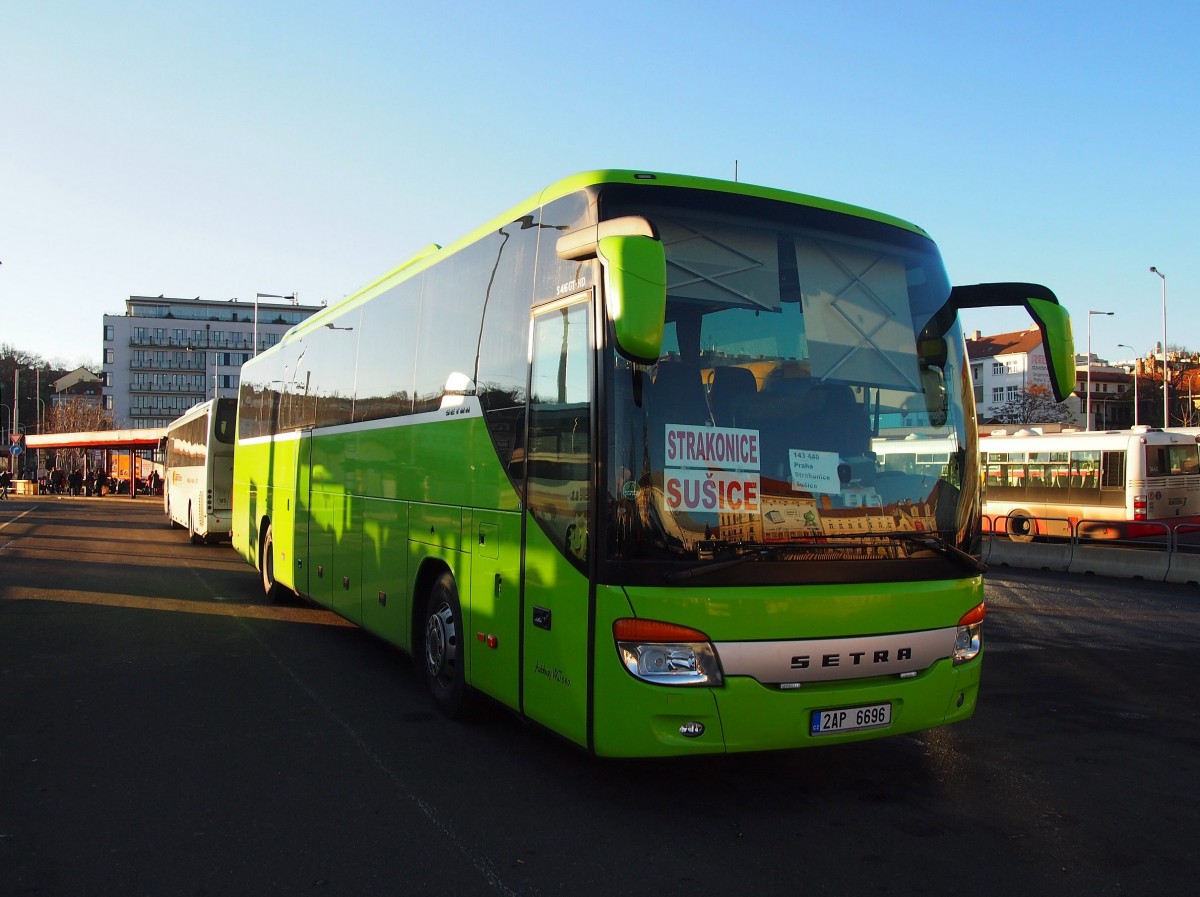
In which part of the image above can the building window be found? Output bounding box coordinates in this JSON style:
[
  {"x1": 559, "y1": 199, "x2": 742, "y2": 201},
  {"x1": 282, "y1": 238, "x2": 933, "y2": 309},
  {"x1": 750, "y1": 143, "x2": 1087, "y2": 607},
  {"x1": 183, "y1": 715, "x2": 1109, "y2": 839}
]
[
  {"x1": 992, "y1": 387, "x2": 1004, "y2": 403},
  {"x1": 104, "y1": 348, "x2": 114, "y2": 364},
  {"x1": 104, "y1": 325, "x2": 114, "y2": 341},
  {"x1": 992, "y1": 362, "x2": 1004, "y2": 376}
]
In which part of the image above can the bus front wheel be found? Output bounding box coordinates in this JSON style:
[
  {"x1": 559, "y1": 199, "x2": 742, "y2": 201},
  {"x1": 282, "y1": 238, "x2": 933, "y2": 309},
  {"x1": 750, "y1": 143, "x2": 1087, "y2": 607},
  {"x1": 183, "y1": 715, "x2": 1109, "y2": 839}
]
[{"x1": 423, "y1": 572, "x2": 470, "y2": 718}]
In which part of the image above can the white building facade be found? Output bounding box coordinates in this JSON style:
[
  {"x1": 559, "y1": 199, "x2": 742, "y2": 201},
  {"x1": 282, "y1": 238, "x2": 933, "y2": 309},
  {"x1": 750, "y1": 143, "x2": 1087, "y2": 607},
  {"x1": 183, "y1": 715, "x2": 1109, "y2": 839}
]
[
  {"x1": 102, "y1": 295, "x2": 323, "y2": 429},
  {"x1": 966, "y1": 329, "x2": 1053, "y2": 422}
]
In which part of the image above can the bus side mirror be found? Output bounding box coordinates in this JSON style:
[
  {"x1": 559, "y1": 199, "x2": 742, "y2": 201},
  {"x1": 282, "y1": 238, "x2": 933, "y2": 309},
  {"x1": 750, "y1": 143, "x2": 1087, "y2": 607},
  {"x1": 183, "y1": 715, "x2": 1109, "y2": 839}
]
[
  {"x1": 948, "y1": 283, "x2": 1076, "y2": 403},
  {"x1": 598, "y1": 234, "x2": 667, "y2": 365},
  {"x1": 557, "y1": 217, "x2": 667, "y2": 365}
]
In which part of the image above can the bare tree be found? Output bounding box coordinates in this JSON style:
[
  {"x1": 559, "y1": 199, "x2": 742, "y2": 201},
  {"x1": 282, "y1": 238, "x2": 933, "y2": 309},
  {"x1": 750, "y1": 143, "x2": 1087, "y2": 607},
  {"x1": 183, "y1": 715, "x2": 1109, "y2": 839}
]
[
  {"x1": 43, "y1": 397, "x2": 113, "y2": 473},
  {"x1": 992, "y1": 384, "x2": 1074, "y2": 425}
]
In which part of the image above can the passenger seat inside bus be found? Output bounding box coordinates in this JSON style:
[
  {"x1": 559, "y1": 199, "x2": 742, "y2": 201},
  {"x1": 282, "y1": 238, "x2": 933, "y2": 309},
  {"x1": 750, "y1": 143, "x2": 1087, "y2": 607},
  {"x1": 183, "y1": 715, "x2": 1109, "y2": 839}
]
[
  {"x1": 645, "y1": 363, "x2": 709, "y2": 468},
  {"x1": 749, "y1": 382, "x2": 870, "y2": 482},
  {"x1": 707, "y1": 365, "x2": 759, "y2": 428}
]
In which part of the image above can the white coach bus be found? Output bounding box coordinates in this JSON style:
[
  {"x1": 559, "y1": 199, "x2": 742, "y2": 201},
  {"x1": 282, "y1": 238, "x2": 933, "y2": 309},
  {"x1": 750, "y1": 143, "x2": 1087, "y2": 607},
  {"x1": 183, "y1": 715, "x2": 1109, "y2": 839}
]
[{"x1": 163, "y1": 398, "x2": 236, "y2": 543}]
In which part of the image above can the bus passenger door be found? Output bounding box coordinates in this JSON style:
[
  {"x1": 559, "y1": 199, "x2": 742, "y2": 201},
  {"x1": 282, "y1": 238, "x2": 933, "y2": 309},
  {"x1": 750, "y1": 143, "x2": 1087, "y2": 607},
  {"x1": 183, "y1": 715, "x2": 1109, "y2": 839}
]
[{"x1": 520, "y1": 295, "x2": 593, "y2": 748}]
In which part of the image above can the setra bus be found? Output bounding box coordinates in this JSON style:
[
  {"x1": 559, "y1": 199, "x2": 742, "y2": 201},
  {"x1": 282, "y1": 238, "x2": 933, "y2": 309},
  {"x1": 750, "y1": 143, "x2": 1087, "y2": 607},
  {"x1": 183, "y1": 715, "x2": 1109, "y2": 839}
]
[
  {"x1": 231, "y1": 169, "x2": 1075, "y2": 757},
  {"x1": 981, "y1": 426, "x2": 1200, "y2": 540},
  {"x1": 164, "y1": 397, "x2": 237, "y2": 543}
]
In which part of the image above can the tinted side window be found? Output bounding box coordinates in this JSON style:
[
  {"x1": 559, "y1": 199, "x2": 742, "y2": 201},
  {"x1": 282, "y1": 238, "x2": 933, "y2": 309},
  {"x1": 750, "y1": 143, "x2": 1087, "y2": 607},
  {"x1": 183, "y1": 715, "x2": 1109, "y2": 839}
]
[
  {"x1": 476, "y1": 216, "x2": 539, "y2": 472},
  {"x1": 534, "y1": 193, "x2": 596, "y2": 306},
  {"x1": 236, "y1": 350, "x2": 284, "y2": 440},
  {"x1": 304, "y1": 309, "x2": 360, "y2": 428},
  {"x1": 355, "y1": 277, "x2": 422, "y2": 421},
  {"x1": 413, "y1": 242, "x2": 489, "y2": 414}
]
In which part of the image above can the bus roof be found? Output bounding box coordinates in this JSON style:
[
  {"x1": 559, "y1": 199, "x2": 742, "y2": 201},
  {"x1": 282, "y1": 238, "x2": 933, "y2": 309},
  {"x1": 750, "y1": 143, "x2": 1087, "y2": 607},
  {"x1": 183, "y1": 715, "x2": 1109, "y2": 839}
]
[
  {"x1": 283, "y1": 170, "x2": 931, "y2": 343},
  {"x1": 981, "y1": 426, "x2": 1199, "y2": 448}
]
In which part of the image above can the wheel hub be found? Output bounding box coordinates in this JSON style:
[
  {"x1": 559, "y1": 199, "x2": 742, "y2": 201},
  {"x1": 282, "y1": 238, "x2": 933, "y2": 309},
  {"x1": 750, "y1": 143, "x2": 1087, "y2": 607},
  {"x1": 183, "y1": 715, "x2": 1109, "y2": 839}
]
[{"x1": 425, "y1": 603, "x2": 456, "y2": 680}]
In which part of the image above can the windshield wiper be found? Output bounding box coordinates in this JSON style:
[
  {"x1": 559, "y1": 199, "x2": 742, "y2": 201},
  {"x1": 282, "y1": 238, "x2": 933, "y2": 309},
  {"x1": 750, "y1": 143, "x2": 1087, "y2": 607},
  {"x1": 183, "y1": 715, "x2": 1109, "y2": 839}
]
[
  {"x1": 885, "y1": 531, "x2": 987, "y2": 574},
  {"x1": 662, "y1": 533, "x2": 986, "y2": 582}
]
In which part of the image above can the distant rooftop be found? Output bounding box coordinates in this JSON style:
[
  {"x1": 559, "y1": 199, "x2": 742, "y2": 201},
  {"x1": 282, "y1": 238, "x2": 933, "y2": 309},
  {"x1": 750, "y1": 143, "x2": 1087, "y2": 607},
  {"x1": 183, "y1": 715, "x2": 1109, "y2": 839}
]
[
  {"x1": 965, "y1": 329, "x2": 1043, "y2": 359},
  {"x1": 119, "y1": 295, "x2": 326, "y2": 324}
]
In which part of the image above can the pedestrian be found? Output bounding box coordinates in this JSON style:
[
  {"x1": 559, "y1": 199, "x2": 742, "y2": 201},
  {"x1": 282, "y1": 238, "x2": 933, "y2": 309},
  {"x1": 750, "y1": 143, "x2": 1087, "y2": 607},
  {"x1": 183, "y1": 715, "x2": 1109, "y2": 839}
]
[{"x1": 0, "y1": 468, "x2": 11, "y2": 500}]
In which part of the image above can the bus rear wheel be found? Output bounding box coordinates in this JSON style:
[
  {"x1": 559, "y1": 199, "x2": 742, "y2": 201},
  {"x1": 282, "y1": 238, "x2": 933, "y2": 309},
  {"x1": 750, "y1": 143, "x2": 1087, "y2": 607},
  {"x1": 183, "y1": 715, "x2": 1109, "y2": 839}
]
[
  {"x1": 188, "y1": 505, "x2": 202, "y2": 545},
  {"x1": 423, "y1": 572, "x2": 470, "y2": 718},
  {"x1": 261, "y1": 523, "x2": 286, "y2": 602}
]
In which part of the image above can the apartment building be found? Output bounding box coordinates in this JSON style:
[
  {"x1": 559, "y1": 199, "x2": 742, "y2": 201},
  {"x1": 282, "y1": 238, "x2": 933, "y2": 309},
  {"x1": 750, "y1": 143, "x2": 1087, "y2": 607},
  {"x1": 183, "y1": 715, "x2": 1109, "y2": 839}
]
[{"x1": 102, "y1": 295, "x2": 323, "y2": 428}]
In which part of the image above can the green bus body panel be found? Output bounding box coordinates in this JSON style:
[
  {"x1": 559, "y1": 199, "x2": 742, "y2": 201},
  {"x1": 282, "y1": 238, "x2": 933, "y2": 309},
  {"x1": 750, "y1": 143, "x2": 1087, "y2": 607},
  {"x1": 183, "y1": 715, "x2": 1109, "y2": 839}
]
[
  {"x1": 232, "y1": 435, "x2": 302, "y2": 592},
  {"x1": 361, "y1": 497, "x2": 411, "y2": 648},
  {"x1": 468, "y1": 510, "x2": 522, "y2": 708},
  {"x1": 520, "y1": 519, "x2": 591, "y2": 748},
  {"x1": 622, "y1": 576, "x2": 983, "y2": 641},
  {"x1": 589, "y1": 578, "x2": 982, "y2": 757}
]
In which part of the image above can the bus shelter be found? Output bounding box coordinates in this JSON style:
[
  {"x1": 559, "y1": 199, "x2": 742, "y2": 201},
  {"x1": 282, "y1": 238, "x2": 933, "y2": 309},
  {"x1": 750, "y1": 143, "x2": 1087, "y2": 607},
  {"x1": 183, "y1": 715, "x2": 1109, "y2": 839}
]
[{"x1": 23, "y1": 428, "x2": 165, "y2": 497}]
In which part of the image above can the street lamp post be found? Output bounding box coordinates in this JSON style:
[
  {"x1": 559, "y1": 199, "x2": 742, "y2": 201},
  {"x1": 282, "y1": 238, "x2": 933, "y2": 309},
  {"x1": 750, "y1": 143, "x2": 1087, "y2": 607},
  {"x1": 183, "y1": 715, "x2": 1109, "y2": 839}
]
[
  {"x1": 1087, "y1": 311, "x2": 1114, "y2": 431},
  {"x1": 1117, "y1": 343, "x2": 1138, "y2": 427},
  {"x1": 254, "y1": 292, "x2": 296, "y2": 357},
  {"x1": 1150, "y1": 267, "x2": 1167, "y2": 427}
]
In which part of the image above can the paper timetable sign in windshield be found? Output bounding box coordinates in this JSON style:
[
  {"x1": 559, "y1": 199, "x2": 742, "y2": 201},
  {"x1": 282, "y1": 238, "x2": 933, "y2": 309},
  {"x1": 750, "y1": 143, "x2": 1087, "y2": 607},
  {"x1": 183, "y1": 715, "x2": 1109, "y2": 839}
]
[
  {"x1": 789, "y1": 449, "x2": 842, "y2": 494},
  {"x1": 663, "y1": 424, "x2": 762, "y2": 514}
]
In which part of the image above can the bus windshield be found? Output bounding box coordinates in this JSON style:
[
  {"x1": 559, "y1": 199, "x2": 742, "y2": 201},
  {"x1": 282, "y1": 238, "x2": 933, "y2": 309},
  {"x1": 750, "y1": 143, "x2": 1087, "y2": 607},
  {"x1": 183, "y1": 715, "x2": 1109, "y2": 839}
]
[{"x1": 601, "y1": 189, "x2": 976, "y2": 581}]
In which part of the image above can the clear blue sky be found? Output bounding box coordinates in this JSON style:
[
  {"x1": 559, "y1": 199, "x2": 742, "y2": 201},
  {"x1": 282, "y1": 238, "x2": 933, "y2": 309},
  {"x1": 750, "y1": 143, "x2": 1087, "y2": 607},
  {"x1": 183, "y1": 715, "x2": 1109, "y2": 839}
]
[{"x1": 2, "y1": 0, "x2": 1196, "y2": 370}]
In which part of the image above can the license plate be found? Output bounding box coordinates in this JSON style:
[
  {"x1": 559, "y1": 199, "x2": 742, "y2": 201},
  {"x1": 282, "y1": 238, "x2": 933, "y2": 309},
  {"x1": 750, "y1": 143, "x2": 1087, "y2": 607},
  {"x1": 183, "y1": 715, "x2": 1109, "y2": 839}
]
[{"x1": 810, "y1": 702, "x2": 892, "y2": 735}]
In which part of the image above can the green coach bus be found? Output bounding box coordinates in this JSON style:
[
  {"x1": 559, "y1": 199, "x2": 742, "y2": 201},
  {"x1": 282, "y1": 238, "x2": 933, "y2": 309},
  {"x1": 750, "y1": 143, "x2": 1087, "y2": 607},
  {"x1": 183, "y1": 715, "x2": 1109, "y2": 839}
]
[{"x1": 232, "y1": 170, "x2": 1074, "y2": 757}]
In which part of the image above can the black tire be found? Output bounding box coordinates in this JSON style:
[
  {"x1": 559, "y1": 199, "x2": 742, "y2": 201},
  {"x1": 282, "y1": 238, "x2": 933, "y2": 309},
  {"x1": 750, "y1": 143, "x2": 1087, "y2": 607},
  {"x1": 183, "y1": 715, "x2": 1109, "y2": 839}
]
[
  {"x1": 1007, "y1": 511, "x2": 1036, "y2": 543},
  {"x1": 188, "y1": 505, "x2": 202, "y2": 545},
  {"x1": 261, "y1": 523, "x2": 286, "y2": 602},
  {"x1": 423, "y1": 571, "x2": 471, "y2": 717}
]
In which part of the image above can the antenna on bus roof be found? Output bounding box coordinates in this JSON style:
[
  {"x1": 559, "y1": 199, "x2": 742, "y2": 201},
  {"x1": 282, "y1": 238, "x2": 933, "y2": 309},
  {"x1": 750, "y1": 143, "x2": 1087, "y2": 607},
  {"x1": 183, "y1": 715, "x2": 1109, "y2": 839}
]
[{"x1": 734, "y1": 160, "x2": 739, "y2": 182}]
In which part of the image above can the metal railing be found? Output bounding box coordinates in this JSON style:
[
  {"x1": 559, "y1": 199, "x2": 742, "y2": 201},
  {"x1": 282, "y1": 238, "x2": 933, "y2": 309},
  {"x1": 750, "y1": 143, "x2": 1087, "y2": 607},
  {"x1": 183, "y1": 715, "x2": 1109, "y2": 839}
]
[{"x1": 981, "y1": 513, "x2": 1200, "y2": 584}]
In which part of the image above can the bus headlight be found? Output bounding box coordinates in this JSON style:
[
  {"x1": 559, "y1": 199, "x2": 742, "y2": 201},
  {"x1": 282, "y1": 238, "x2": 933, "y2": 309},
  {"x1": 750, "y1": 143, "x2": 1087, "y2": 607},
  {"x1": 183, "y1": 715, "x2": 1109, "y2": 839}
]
[
  {"x1": 953, "y1": 601, "x2": 985, "y2": 665},
  {"x1": 613, "y1": 619, "x2": 723, "y2": 687}
]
